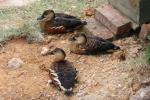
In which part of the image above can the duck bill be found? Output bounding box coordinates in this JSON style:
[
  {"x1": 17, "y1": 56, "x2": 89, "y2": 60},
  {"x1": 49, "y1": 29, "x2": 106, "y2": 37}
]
[
  {"x1": 37, "y1": 16, "x2": 43, "y2": 20},
  {"x1": 48, "y1": 51, "x2": 54, "y2": 55}
]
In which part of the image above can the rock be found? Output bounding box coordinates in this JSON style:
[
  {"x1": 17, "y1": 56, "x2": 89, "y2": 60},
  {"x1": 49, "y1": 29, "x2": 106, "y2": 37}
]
[
  {"x1": 84, "y1": 18, "x2": 114, "y2": 40},
  {"x1": 139, "y1": 24, "x2": 150, "y2": 41},
  {"x1": 8, "y1": 58, "x2": 24, "y2": 69},
  {"x1": 130, "y1": 86, "x2": 150, "y2": 100},
  {"x1": 77, "y1": 91, "x2": 86, "y2": 97},
  {"x1": 99, "y1": 59, "x2": 104, "y2": 62},
  {"x1": 95, "y1": 4, "x2": 132, "y2": 38},
  {"x1": 41, "y1": 47, "x2": 49, "y2": 56}
]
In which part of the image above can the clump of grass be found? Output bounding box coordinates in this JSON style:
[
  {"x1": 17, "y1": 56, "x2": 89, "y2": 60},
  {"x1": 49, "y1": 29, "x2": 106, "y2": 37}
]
[{"x1": 0, "y1": 0, "x2": 107, "y2": 43}]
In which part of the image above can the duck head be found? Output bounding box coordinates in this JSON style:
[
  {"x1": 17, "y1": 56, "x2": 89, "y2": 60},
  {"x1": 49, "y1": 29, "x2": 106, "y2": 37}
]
[
  {"x1": 49, "y1": 48, "x2": 66, "y2": 62},
  {"x1": 37, "y1": 9, "x2": 55, "y2": 21},
  {"x1": 37, "y1": 9, "x2": 55, "y2": 32},
  {"x1": 69, "y1": 33, "x2": 87, "y2": 45}
]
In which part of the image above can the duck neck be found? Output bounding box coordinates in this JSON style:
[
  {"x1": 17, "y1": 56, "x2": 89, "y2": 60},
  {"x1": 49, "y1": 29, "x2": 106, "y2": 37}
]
[
  {"x1": 39, "y1": 17, "x2": 54, "y2": 32},
  {"x1": 39, "y1": 20, "x2": 46, "y2": 32}
]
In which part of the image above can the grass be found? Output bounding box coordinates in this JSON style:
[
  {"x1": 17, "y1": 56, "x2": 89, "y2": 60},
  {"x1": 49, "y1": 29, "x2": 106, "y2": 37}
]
[{"x1": 0, "y1": 0, "x2": 107, "y2": 43}]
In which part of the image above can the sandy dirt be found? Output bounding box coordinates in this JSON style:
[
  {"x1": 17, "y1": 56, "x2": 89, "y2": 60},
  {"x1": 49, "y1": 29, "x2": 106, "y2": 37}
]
[{"x1": 0, "y1": 34, "x2": 150, "y2": 100}]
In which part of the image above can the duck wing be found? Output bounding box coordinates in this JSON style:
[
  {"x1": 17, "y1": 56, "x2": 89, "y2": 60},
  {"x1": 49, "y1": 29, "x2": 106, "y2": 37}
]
[
  {"x1": 54, "y1": 17, "x2": 86, "y2": 30},
  {"x1": 55, "y1": 13, "x2": 80, "y2": 20},
  {"x1": 44, "y1": 23, "x2": 67, "y2": 34},
  {"x1": 82, "y1": 36, "x2": 119, "y2": 54},
  {"x1": 50, "y1": 60, "x2": 77, "y2": 92}
]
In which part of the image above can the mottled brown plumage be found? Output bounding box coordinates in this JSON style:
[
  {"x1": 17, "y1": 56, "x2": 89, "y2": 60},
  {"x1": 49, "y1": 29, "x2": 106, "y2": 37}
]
[
  {"x1": 37, "y1": 9, "x2": 87, "y2": 34},
  {"x1": 69, "y1": 33, "x2": 120, "y2": 55},
  {"x1": 48, "y1": 48, "x2": 78, "y2": 96}
]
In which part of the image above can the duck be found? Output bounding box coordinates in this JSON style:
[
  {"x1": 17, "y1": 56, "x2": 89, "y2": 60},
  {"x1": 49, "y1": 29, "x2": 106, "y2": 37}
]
[
  {"x1": 68, "y1": 33, "x2": 120, "y2": 55},
  {"x1": 44, "y1": 48, "x2": 78, "y2": 96},
  {"x1": 37, "y1": 9, "x2": 87, "y2": 34}
]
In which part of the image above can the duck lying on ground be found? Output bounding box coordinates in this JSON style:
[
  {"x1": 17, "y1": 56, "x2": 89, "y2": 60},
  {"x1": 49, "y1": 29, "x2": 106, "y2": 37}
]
[
  {"x1": 37, "y1": 9, "x2": 81, "y2": 20},
  {"x1": 37, "y1": 9, "x2": 87, "y2": 34},
  {"x1": 68, "y1": 33, "x2": 120, "y2": 55},
  {"x1": 41, "y1": 48, "x2": 78, "y2": 96}
]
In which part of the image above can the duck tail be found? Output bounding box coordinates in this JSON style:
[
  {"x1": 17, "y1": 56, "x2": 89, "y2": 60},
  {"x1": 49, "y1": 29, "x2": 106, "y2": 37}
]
[
  {"x1": 82, "y1": 21, "x2": 87, "y2": 25},
  {"x1": 65, "y1": 90, "x2": 73, "y2": 96}
]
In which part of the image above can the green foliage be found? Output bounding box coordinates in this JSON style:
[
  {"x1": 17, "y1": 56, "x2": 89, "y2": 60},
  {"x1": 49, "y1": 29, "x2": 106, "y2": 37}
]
[{"x1": 146, "y1": 45, "x2": 150, "y2": 64}]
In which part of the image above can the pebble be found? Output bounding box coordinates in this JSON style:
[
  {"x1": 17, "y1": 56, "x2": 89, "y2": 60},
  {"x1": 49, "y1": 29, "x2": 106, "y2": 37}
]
[
  {"x1": 7, "y1": 58, "x2": 24, "y2": 69},
  {"x1": 41, "y1": 47, "x2": 49, "y2": 56}
]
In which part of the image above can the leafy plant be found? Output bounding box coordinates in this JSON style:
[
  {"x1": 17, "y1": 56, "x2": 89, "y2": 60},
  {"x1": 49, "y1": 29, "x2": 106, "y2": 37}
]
[{"x1": 146, "y1": 44, "x2": 150, "y2": 64}]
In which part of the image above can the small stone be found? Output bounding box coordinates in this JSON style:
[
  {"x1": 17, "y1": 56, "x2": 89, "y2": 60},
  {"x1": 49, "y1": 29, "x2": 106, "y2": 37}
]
[
  {"x1": 77, "y1": 91, "x2": 87, "y2": 97},
  {"x1": 41, "y1": 47, "x2": 49, "y2": 56},
  {"x1": 60, "y1": 40, "x2": 67, "y2": 44},
  {"x1": 47, "y1": 80, "x2": 52, "y2": 86},
  {"x1": 8, "y1": 58, "x2": 24, "y2": 69},
  {"x1": 95, "y1": 5, "x2": 132, "y2": 37},
  {"x1": 84, "y1": 18, "x2": 114, "y2": 40},
  {"x1": 130, "y1": 86, "x2": 150, "y2": 100},
  {"x1": 99, "y1": 59, "x2": 104, "y2": 62},
  {"x1": 48, "y1": 80, "x2": 52, "y2": 84},
  {"x1": 118, "y1": 84, "x2": 122, "y2": 88}
]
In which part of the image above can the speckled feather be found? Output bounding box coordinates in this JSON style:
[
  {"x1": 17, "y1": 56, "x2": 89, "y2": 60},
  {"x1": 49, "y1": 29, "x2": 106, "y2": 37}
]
[
  {"x1": 44, "y1": 22, "x2": 67, "y2": 34},
  {"x1": 73, "y1": 35, "x2": 119, "y2": 55},
  {"x1": 55, "y1": 13, "x2": 80, "y2": 20},
  {"x1": 49, "y1": 60, "x2": 77, "y2": 92},
  {"x1": 47, "y1": 17, "x2": 86, "y2": 32}
]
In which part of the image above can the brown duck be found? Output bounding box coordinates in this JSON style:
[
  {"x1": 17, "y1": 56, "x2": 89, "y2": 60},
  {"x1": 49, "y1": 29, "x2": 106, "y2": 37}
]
[
  {"x1": 44, "y1": 48, "x2": 78, "y2": 96},
  {"x1": 37, "y1": 9, "x2": 87, "y2": 34},
  {"x1": 68, "y1": 33, "x2": 120, "y2": 55}
]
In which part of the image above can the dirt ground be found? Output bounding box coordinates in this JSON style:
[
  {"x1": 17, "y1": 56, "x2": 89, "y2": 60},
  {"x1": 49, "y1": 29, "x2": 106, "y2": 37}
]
[{"x1": 0, "y1": 34, "x2": 150, "y2": 100}]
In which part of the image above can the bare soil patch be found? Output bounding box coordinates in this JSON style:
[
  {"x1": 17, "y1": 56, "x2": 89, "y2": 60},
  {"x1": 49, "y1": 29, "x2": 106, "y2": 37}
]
[{"x1": 0, "y1": 35, "x2": 150, "y2": 100}]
